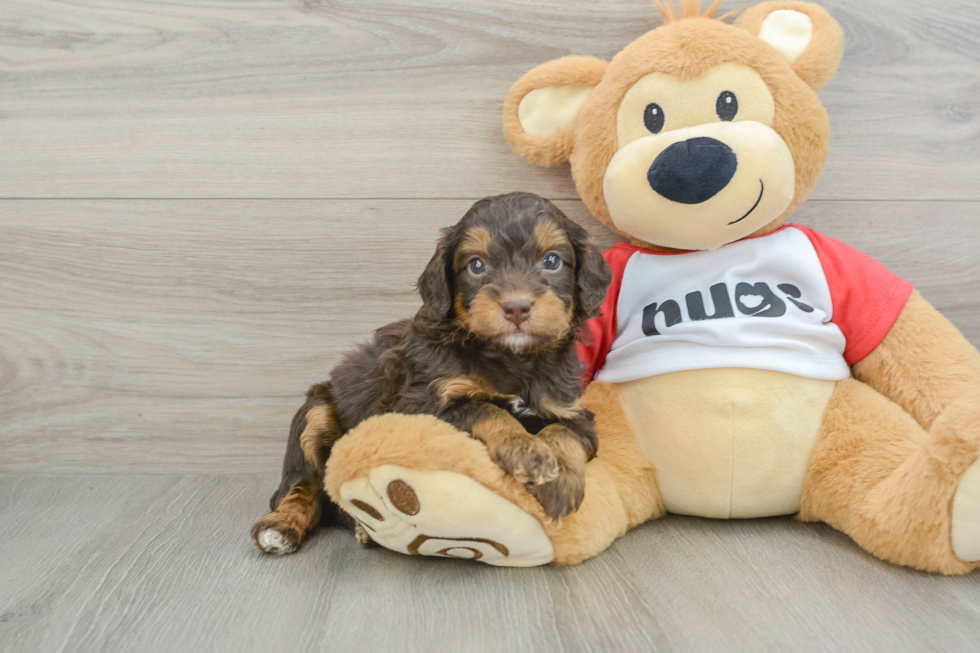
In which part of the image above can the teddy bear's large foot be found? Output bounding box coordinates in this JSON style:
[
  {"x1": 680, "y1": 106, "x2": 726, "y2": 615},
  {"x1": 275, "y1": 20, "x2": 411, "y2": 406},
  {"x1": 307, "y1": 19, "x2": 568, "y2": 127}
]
[
  {"x1": 800, "y1": 380, "x2": 980, "y2": 574},
  {"x1": 952, "y1": 461, "x2": 980, "y2": 561},
  {"x1": 325, "y1": 383, "x2": 665, "y2": 567},
  {"x1": 945, "y1": 389, "x2": 980, "y2": 563},
  {"x1": 337, "y1": 464, "x2": 554, "y2": 566},
  {"x1": 325, "y1": 413, "x2": 565, "y2": 566}
]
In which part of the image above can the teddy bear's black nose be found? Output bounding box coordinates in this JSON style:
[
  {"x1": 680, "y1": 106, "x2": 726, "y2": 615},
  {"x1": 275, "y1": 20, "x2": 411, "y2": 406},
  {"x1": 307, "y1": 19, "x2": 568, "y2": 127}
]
[{"x1": 647, "y1": 137, "x2": 738, "y2": 204}]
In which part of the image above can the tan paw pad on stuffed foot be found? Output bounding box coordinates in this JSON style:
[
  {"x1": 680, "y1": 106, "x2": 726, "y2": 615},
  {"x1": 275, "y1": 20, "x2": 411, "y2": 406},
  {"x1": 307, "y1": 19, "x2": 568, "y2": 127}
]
[
  {"x1": 952, "y1": 459, "x2": 980, "y2": 562},
  {"x1": 337, "y1": 464, "x2": 555, "y2": 567}
]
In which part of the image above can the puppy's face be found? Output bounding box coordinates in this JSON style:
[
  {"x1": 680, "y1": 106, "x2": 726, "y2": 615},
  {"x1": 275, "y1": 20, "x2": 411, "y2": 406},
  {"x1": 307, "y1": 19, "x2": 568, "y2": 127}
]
[
  {"x1": 453, "y1": 217, "x2": 575, "y2": 352},
  {"x1": 418, "y1": 193, "x2": 611, "y2": 354}
]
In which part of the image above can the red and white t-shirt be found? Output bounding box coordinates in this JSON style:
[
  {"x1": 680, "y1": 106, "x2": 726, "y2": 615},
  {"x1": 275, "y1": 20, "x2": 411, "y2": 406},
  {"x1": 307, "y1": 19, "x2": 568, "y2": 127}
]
[{"x1": 578, "y1": 225, "x2": 912, "y2": 383}]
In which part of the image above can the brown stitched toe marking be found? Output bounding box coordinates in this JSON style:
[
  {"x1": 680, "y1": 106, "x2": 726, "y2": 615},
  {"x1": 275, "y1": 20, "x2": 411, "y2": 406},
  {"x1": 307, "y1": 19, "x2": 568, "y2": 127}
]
[
  {"x1": 351, "y1": 499, "x2": 384, "y2": 521},
  {"x1": 407, "y1": 534, "x2": 509, "y2": 557},
  {"x1": 437, "y1": 547, "x2": 483, "y2": 560},
  {"x1": 387, "y1": 479, "x2": 420, "y2": 515}
]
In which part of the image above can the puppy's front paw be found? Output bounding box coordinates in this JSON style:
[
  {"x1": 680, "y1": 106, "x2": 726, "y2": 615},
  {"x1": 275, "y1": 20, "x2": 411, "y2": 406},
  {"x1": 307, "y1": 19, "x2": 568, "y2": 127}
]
[
  {"x1": 526, "y1": 463, "x2": 585, "y2": 519},
  {"x1": 251, "y1": 514, "x2": 302, "y2": 554},
  {"x1": 492, "y1": 435, "x2": 560, "y2": 486}
]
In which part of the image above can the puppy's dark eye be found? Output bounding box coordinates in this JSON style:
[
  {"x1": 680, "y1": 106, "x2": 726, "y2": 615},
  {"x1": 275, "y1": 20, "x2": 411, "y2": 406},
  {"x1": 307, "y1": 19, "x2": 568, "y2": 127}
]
[
  {"x1": 644, "y1": 103, "x2": 665, "y2": 134},
  {"x1": 541, "y1": 252, "x2": 562, "y2": 271},
  {"x1": 716, "y1": 91, "x2": 738, "y2": 121},
  {"x1": 468, "y1": 258, "x2": 487, "y2": 275}
]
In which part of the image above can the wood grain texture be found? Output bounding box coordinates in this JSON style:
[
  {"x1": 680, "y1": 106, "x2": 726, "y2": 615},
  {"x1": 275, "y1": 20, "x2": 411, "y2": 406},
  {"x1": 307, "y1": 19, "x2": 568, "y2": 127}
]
[
  {"x1": 1, "y1": 474, "x2": 978, "y2": 653},
  {"x1": 2, "y1": 199, "x2": 978, "y2": 474},
  {"x1": 1, "y1": 1, "x2": 978, "y2": 648},
  {"x1": 0, "y1": 0, "x2": 977, "y2": 200}
]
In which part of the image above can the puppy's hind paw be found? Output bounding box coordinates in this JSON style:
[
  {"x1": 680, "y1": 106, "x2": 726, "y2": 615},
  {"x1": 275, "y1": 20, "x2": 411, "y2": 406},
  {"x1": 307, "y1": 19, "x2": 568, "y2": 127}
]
[
  {"x1": 251, "y1": 513, "x2": 304, "y2": 554},
  {"x1": 354, "y1": 522, "x2": 378, "y2": 549},
  {"x1": 252, "y1": 526, "x2": 300, "y2": 555}
]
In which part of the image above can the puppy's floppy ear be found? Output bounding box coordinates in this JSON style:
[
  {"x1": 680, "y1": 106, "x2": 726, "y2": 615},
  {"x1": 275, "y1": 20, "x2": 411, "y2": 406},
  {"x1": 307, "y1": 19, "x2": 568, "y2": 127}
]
[
  {"x1": 735, "y1": 1, "x2": 844, "y2": 91},
  {"x1": 416, "y1": 233, "x2": 454, "y2": 323},
  {"x1": 503, "y1": 56, "x2": 608, "y2": 167},
  {"x1": 566, "y1": 221, "x2": 612, "y2": 320}
]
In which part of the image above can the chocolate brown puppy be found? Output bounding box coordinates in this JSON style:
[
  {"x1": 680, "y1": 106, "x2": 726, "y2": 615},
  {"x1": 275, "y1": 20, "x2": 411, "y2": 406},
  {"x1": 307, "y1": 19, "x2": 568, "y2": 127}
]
[{"x1": 252, "y1": 192, "x2": 612, "y2": 554}]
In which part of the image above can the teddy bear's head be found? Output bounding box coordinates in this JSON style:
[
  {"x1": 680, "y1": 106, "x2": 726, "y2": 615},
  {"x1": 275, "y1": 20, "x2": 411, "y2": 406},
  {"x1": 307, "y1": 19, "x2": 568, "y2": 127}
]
[{"x1": 503, "y1": 1, "x2": 844, "y2": 251}]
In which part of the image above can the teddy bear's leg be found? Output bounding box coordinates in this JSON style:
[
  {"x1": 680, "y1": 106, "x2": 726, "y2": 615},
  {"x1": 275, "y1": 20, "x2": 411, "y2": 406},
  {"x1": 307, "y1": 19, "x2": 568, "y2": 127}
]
[
  {"x1": 324, "y1": 381, "x2": 663, "y2": 566},
  {"x1": 798, "y1": 378, "x2": 980, "y2": 574}
]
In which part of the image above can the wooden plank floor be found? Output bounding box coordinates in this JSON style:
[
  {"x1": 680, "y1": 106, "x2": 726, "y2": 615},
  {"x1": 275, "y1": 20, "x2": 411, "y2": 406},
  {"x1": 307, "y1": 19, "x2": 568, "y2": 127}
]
[
  {"x1": 1, "y1": 474, "x2": 979, "y2": 653},
  {"x1": 1, "y1": 0, "x2": 980, "y2": 650}
]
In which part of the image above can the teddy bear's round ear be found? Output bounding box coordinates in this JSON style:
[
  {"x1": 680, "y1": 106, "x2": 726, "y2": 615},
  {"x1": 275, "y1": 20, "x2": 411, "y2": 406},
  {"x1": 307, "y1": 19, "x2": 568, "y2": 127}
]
[
  {"x1": 502, "y1": 56, "x2": 608, "y2": 167},
  {"x1": 735, "y1": 1, "x2": 844, "y2": 91}
]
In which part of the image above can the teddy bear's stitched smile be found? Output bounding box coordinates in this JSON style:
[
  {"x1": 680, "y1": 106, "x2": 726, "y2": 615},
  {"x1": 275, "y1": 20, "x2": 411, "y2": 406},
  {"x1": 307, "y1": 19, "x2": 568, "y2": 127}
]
[{"x1": 728, "y1": 179, "x2": 765, "y2": 225}]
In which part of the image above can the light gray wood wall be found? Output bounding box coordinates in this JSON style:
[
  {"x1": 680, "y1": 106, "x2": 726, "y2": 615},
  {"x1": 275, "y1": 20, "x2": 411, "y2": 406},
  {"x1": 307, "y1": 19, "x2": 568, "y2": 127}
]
[{"x1": 1, "y1": 0, "x2": 978, "y2": 474}]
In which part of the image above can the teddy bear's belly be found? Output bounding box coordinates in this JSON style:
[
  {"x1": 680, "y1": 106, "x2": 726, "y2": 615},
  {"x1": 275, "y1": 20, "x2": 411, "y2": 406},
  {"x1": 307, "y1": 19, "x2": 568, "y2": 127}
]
[{"x1": 617, "y1": 368, "x2": 837, "y2": 518}]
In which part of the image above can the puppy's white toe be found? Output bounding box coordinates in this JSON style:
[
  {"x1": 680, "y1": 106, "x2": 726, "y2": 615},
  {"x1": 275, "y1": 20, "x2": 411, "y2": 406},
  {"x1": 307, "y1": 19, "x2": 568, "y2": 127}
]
[{"x1": 256, "y1": 528, "x2": 294, "y2": 555}]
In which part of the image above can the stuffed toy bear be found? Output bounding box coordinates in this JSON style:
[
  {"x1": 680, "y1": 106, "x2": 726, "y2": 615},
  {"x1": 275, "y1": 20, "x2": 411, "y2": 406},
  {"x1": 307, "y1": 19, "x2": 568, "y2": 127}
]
[{"x1": 326, "y1": 0, "x2": 980, "y2": 574}]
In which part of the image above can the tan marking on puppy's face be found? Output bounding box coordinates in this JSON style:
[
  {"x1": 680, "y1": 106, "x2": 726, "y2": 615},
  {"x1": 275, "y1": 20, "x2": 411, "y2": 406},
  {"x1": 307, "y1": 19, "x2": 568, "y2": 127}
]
[
  {"x1": 460, "y1": 225, "x2": 492, "y2": 258},
  {"x1": 453, "y1": 293, "x2": 471, "y2": 324},
  {"x1": 463, "y1": 290, "x2": 573, "y2": 354},
  {"x1": 533, "y1": 220, "x2": 571, "y2": 256},
  {"x1": 460, "y1": 290, "x2": 507, "y2": 338},
  {"x1": 529, "y1": 290, "x2": 575, "y2": 337},
  {"x1": 450, "y1": 204, "x2": 583, "y2": 353}
]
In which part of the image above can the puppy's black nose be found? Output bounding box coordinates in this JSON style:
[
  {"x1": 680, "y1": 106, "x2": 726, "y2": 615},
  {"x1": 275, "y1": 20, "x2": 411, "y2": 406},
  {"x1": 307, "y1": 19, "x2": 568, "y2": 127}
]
[
  {"x1": 647, "y1": 137, "x2": 737, "y2": 204},
  {"x1": 501, "y1": 299, "x2": 532, "y2": 327}
]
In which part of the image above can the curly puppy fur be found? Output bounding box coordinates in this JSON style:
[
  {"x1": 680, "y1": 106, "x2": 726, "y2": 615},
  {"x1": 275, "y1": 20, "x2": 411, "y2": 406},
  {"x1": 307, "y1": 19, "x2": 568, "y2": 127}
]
[{"x1": 252, "y1": 192, "x2": 612, "y2": 553}]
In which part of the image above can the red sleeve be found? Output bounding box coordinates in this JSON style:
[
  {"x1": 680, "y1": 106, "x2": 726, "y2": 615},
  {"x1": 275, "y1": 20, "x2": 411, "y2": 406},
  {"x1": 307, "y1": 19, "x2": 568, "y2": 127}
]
[
  {"x1": 577, "y1": 244, "x2": 634, "y2": 383},
  {"x1": 795, "y1": 226, "x2": 913, "y2": 366}
]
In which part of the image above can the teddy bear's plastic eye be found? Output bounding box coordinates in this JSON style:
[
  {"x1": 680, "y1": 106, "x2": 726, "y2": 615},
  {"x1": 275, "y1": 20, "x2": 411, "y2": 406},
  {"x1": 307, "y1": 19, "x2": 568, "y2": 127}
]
[
  {"x1": 716, "y1": 91, "x2": 738, "y2": 121},
  {"x1": 644, "y1": 103, "x2": 665, "y2": 134}
]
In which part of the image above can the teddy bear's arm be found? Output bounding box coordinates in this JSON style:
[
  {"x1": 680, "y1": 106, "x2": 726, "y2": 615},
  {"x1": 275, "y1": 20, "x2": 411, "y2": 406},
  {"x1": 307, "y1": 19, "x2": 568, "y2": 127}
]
[{"x1": 851, "y1": 291, "x2": 980, "y2": 430}]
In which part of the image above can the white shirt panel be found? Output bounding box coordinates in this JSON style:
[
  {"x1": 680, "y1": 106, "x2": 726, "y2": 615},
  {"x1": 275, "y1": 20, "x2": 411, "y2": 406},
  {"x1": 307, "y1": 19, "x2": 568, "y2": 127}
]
[{"x1": 595, "y1": 227, "x2": 850, "y2": 382}]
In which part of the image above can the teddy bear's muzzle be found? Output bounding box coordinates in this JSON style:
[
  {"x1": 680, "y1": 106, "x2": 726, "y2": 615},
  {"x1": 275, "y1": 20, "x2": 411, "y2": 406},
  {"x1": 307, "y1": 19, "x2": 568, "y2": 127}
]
[{"x1": 602, "y1": 120, "x2": 796, "y2": 251}]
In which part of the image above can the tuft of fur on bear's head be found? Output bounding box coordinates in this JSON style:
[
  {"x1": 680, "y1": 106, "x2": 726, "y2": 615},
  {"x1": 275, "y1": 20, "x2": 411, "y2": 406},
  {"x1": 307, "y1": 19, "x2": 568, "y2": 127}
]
[{"x1": 503, "y1": 1, "x2": 844, "y2": 252}]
